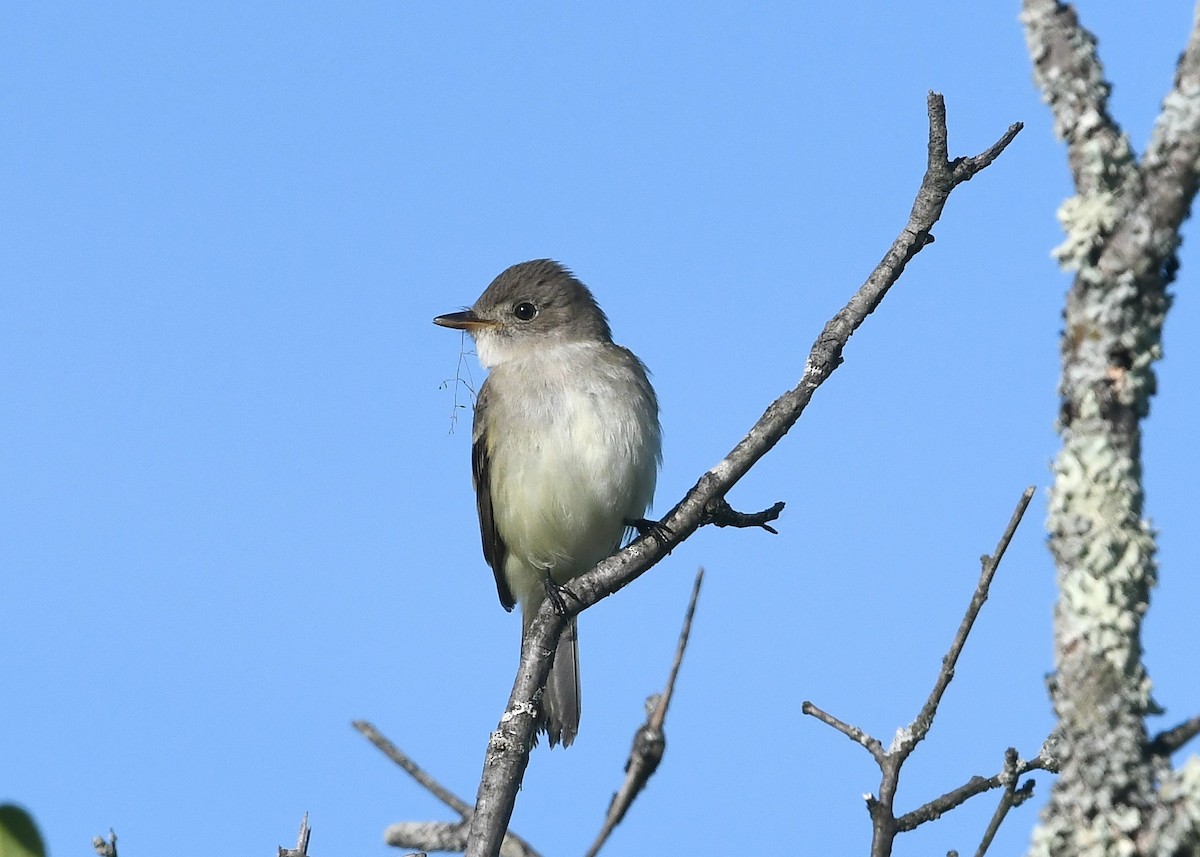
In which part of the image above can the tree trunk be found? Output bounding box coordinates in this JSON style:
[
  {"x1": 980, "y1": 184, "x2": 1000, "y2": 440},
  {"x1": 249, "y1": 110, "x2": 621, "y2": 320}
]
[{"x1": 1023, "y1": 2, "x2": 1200, "y2": 854}]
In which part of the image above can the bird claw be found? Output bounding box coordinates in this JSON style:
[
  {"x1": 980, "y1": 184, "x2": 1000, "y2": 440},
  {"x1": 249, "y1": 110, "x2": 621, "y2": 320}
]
[
  {"x1": 627, "y1": 517, "x2": 673, "y2": 544},
  {"x1": 542, "y1": 574, "x2": 580, "y2": 615}
]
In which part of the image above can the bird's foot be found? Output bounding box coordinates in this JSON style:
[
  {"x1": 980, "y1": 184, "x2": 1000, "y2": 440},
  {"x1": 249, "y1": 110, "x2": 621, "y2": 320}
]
[
  {"x1": 541, "y1": 574, "x2": 581, "y2": 616},
  {"x1": 627, "y1": 517, "x2": 674, "y2": 544}
]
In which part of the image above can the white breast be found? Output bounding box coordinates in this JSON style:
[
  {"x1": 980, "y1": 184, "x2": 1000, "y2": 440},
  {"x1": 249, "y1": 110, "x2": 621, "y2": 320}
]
[{"x1": 481, "y1": 341, "x2": 661, "y2": 607}]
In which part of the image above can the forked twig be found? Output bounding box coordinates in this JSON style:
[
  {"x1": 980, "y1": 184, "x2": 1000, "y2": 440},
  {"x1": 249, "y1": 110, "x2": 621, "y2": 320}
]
[
  {"x1": 354, "y1": 721, "x2": 541, "y2": 857},
  {"x1": 803, "y1": 486, "x2": 1040, "y2": 857}
]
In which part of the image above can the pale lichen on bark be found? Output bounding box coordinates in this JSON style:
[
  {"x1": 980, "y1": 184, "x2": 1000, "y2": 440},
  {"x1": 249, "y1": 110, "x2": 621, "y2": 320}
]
[{"x1": 1023, "y1": 1, "x2": 1200, "y2": 855}]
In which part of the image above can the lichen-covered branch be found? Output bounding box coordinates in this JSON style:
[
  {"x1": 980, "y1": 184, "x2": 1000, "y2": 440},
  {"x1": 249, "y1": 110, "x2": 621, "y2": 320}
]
[{"x1": 1021, "y1": 2, "x2": 1200, "y2": 855}]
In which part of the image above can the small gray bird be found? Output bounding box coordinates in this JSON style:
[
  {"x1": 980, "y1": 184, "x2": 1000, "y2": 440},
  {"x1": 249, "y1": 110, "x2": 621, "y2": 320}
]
[{"x1": 434, "y1": 260, "x2": 661, "y2": 747}]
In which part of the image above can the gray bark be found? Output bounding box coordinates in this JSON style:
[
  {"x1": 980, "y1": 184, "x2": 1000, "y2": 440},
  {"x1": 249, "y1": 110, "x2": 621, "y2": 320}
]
[{"x1": 1022, "y1": 2, "x2": 1200, "y2": 855}]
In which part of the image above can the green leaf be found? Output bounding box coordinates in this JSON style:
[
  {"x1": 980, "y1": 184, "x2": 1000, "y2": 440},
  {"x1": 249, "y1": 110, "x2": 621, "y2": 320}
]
[{"x1": 0, "y1": 805, "x2": 46, "y2": 857}]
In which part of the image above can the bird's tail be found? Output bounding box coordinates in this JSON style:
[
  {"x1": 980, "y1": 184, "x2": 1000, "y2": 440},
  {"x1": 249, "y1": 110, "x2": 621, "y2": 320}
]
[{"x1": 522, "y1": 614, "x2": 580, "y2": 748}]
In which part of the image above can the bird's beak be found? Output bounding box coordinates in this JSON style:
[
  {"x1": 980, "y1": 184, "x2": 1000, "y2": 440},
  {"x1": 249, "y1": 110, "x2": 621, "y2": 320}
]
[{"x1": 433, "y1": 310, "x2": 496, "y2": 331}]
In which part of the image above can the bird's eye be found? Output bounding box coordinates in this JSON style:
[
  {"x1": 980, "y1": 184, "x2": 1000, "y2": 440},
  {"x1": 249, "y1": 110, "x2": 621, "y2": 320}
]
[{"x1": 513, "y1": 302, "x2": 538, "y2": 321}]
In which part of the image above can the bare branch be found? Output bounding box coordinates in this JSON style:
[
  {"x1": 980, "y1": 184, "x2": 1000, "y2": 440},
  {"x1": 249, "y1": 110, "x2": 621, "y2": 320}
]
[
  {"x1": 703, "y1": 498, "x2": 785, "y2": 533},
  {"x1": 953, "y1": 122, "x2": 1025, "y2": 181},
  {"x1": 354, "y1": 720, "x2": 473, "y2": 817},
  {"x1": 803, "y1": 486, "x2": 1039, "y2": 857},
  {"x1": 972, "y1": 750, "x2": 1030, "y2": 857},
  {"x1": 277, "y1": 814, "x2": 311, "y2": 857},
  {"x1": 649, "y1": 567, "x2": 703, "y2": 731},
  {"x1": 355, "y1": 720, "x2": 542, "y2": 857},
  {"x1": 904, "y1": 486, "x2": 1036, "y2": 755},
  {"x1": 896, "y1": 749, "x2": 1054, "y2": 832},
  {"x1": 1149, "y1": 714, "x2": 1200, "y2": 758},
  {"x1": 584, "y1": 569, "x2": 704, "y2": 857},
  {"x1": 464, "y1": 94, "x2": 1024, "y2": 857},
  {"x1": 802, "y1": 700, "x2": 886, "y2": 764},
  {"x1": 384, "y1": 821, "x2": 468, "y2": 855},
  {"x1": 382, "y1": 815, "x2": 540, "y2": 857}
]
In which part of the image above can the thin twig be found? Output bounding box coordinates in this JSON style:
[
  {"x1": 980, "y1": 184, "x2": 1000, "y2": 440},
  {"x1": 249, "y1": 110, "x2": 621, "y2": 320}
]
[
  {"x1": 355, "y1": 720, "x2": 541, "y2": 857},
  {"x1": 651, "y1": 567, "x2": 703, "y2": 731},
  {"x1": 354, "y1": 720, "x2": 473, "y2": 816},
  {"x1": 801, "y1": 486, "x2": 1039, "y2": 857},
  {"x1": 1149, "y1": 714, "x2": 1200, "y2": 757},
  {"x1": 703, "y1": 499, "x2": 785, "y2": 533},
  {"x1": 801, "y1": 700, "x2": 886, "y2": 763},
  {"x1": 896, "y1": 750, "x2": 1054, "y2": 831},
  {"x1": 277, "y1": 814, "x2": 311, "y2": 857},
  {"x1": 905, "y1": 486, "x2": 1036, "y2": 755},
  {"x1": 585, "y1": 569, "x2": 705, "y2": 857},
  {"x1": 973, "y1": 750, "x2": 1028, "y2": 857}
]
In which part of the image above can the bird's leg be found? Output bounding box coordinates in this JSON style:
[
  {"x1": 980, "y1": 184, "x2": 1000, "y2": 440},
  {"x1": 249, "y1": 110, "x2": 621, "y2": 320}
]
[
  {"x1": 627, "y1": 517, "x2": 673, "y2": 544},
  {"x1": 541, "y1": 573, "x2": 581, "y2": 615}
]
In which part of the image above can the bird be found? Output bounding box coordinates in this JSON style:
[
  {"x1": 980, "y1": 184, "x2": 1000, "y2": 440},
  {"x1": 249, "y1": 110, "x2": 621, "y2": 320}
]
[{"x1": 434, "y1": 259, "x2": 662, "y2": 747}]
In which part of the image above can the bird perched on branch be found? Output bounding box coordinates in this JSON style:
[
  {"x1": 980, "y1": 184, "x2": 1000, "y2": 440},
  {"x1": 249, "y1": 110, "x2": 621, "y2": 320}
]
[{"x1": 435, "y1": 259, "x2": 662, "y2": 747}]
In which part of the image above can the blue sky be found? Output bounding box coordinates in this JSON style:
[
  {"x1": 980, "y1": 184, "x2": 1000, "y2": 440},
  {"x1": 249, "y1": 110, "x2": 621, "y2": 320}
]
[{"x1": 4, "y1": 3, "x2": 1199, "y2": 856}]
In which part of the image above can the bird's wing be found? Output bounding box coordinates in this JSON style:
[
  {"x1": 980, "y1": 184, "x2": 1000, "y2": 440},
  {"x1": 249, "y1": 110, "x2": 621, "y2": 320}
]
[{"x1": 472, "y1": 382, "x2": 515, "y2": 611}]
